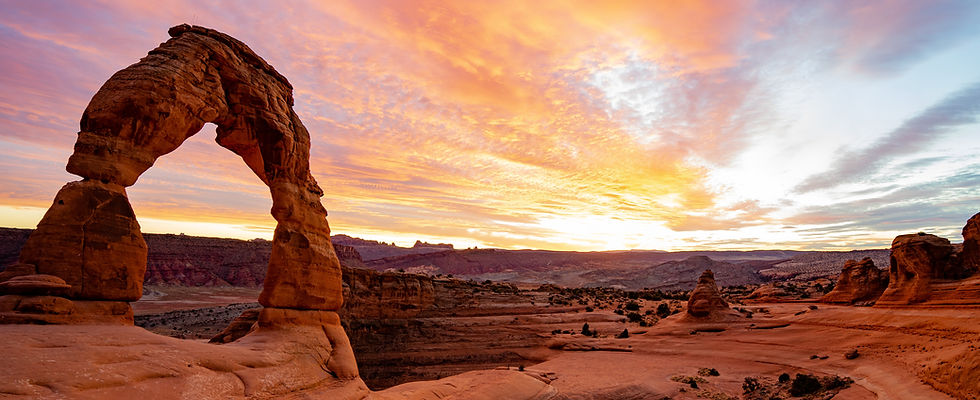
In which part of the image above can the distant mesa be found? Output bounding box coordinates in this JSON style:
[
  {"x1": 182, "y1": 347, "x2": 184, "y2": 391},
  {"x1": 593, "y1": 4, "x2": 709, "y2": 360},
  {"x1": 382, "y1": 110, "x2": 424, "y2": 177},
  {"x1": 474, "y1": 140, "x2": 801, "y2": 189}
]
[
  {"x1": 413, "y1": 240, "x2": 454, "y2": 249},
  {"x1": 820, "y1": 258, "x2": 888, "y2": 305}
]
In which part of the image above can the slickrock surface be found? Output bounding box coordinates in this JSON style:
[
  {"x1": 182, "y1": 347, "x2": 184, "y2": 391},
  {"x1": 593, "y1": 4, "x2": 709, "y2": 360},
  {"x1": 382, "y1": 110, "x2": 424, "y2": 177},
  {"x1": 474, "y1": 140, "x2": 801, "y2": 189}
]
[{"x1": 820, "y1": 258, "x2": 888, "y2": 304}]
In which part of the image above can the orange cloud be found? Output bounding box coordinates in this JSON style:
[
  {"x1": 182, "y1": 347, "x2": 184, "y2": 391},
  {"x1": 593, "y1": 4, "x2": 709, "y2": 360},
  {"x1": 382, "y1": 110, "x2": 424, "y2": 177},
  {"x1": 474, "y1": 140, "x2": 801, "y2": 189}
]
[{"x1": 1, "y1": 0, "x2": 975, "y2": 251}]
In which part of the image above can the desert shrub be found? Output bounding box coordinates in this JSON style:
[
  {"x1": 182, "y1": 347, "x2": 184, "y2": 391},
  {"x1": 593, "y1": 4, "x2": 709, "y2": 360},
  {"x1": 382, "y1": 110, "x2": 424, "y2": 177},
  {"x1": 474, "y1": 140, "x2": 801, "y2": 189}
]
[
  {"x1": 790, "y1": 374, "x2": 822, "y2": 396},
  {"x1": 824, "y1": 375, "x2": 854, "y2": 390},
  {"x1": 614, "y1": 309, "x2": 625, "y2": 315},
  {"x1": 585, "y1": 306, "x2": 594, "y2": 312},
  {"x1": 698, "y1": 368, "x2": 720, "y2": 377},
  {"x1": 742, "y1": 377, "x2": 761, "y2": 393},
  {"x1": 617, "y1": 328, "x2": 629, "y2": 338},
  {"x1": 672, "y1": 376, "x2": 706, "y2": 387},
  {"x1": 656, "y1": 303, "x2": 671, "y2": 318},
  {"x1": 625, "y1": 301, "x2": 641, "y2": 311},
  {"x1": 778, "y1": 373, "x2": 790, "y2": 383},
  {"x1": 581, "y1": 323, "x2": 591, "y2": 335},
  {"x1": 626, "y1": 312, "x2": 643, "y2": 322}
]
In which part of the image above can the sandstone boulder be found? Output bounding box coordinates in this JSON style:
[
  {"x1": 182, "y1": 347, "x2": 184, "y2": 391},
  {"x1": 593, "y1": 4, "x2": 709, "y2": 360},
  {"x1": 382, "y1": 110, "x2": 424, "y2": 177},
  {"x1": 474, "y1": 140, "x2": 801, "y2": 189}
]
[
  {"x1": 686, "y1": 270, "x2": 729, "y2": 318},
  {"x1": 0, "y1": 263, "x2": 35, "y2": 283},
  {"x1": 0, "y1": 274, "x2": 71, "y2": 297},
  {"x1": 820, "y1": 258, "x2": 888, "y2": 305},
  {"x1": 209, "y1": 308, "x2": 260, "y2": 344}
]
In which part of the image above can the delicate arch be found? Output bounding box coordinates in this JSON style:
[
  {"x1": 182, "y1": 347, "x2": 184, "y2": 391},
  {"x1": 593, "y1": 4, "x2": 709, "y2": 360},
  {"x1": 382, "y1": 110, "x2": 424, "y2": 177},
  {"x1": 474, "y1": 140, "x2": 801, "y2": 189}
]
[{"x1": 15, "y1": 25, "x2": 342, "y2": 313}]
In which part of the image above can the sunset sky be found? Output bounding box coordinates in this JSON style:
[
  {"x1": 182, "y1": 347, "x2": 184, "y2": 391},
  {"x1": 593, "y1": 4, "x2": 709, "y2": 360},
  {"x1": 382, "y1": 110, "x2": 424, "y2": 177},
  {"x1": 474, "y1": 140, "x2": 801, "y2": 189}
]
[{"x1": 0, "y1": 0, "x2": 978, "y2": 251}]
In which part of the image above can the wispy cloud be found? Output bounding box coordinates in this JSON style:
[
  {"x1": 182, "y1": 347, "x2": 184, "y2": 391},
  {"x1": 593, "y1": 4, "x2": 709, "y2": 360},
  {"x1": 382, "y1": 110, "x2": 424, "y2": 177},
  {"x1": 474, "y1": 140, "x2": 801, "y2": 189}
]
[{"x1": 795, "y1": 81, "x2": 980, "y2": 193}]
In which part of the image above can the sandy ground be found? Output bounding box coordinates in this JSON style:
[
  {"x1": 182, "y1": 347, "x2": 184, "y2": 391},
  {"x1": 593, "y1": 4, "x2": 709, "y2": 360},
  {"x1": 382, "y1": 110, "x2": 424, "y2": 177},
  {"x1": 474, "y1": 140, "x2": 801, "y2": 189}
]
[{"x1": 527, "y1": 302, "x2": 978, "y2": 399}]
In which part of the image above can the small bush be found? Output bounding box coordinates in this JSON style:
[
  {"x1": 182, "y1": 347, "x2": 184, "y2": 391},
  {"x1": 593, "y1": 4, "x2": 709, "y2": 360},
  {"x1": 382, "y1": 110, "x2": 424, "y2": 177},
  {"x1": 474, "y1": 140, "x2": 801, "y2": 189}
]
[
  {"x1": 778, "y1": 372, "x2": 790, "y2": 383},
  {"x1": 626, "y1": 312, "x2": 643, "y2": 322},
  {"x1": 625, "y1": 301, "x2": 641, "y2": 311},
  {"x1": 824, "y1": 375, "x2": 854, "y2": 390},
  {"x1": 656, "y1": 303, "x2": 671, "y2": 318},
  {"x1": 790, "y1": 374, "x2": 822, "y2": 396},
  {"x1": 698, "y1": 368, "x2": 720, "y2": 377},
  {"x1": 742, "y1": 377, "x2": 761, "y2": 393},
  {"x1": 581, "y1": 323, "x2": 591, "y2": 335},
  {"x1": 617, "y1": 328, "x2": 629, "y2": 338}
]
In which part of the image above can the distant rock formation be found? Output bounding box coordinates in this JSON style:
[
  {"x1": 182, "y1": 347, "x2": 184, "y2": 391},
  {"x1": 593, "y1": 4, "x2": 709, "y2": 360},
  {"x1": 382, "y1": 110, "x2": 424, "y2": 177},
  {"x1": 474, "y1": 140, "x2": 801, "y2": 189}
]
[
  {"x1": 413, "y1": 240, "x2": 454, "y2": 249},
  {"x1": 877, "y1": 212, "x2": 980, "y2": 306},
  {"x1": 334, "y1": 243, "x2": 366, "y2": 268},
  {"x1": 820, "y1": 258, "x2": 888, "y2": 305},
  {"x1": 877, "y1": 233, "x2": 958, "y2": 305},
  {"x1": 962, "y1": 213, "x2": 980, "y2": 275},
  {"x1": 341, "y1": 265, "x2": 436, "y2": 320},
  {"x1": 745, "y1": 284, "x2": 790, "y2": 302},
  {"x1": 686, "y1": 270, "x2": 730, "y2": 318}
]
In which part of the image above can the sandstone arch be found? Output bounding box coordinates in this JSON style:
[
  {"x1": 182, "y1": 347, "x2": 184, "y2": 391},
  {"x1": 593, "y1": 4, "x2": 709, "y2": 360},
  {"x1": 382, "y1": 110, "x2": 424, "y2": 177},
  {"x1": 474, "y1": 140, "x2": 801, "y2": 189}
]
[{"x1": 7, "y1": 25, "x2": 342, "y2": 320}]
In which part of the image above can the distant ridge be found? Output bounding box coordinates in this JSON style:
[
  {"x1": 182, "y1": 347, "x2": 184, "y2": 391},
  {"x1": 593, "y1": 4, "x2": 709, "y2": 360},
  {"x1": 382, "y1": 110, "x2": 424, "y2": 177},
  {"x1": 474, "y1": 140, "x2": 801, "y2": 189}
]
[{"x1": 0, "y1": 227, "x2": 889, "y2": 289}]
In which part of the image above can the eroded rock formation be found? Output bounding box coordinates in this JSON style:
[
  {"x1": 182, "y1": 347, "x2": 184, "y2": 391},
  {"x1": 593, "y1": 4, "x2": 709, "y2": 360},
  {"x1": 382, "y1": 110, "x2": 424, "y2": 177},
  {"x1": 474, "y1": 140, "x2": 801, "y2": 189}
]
[
  {"x1": 341, "y1": 265, "x2": 436, "y2": 320},
  {"x1": 0, "y1": 23, "x2": 362, "y2": 396},
  {"x1": 686, "y1": 269, "x2": 729, "y2": 318},
  {"x1": 821, "y1": 258, "x2": 888, "y2": 305},
  {"x1": 2, "y1": 24, "x2": 342, "y2": 323},
  {"x1": 963, "y1": 213, "x2": 980, "y2": 275},
  {"x1": 877, "y1": 233, "x2": 958, "y2": 305}
]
